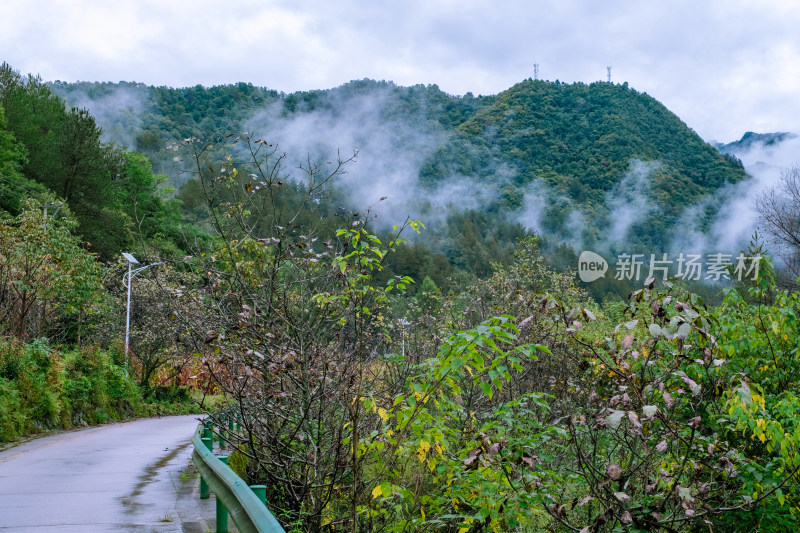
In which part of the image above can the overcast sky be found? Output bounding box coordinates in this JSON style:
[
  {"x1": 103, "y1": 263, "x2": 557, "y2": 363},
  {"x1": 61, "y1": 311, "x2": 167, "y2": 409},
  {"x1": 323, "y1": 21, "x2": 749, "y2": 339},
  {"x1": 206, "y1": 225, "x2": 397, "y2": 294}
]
[{"x1": 2, "y1": 0, "x2": 799, "y2": 143}]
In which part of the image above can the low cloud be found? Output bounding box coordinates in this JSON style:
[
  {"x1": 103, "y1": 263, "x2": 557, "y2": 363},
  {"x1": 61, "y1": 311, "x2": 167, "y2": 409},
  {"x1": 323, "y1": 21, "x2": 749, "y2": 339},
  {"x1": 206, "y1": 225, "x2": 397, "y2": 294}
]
[
  {"x1": 54, "y1": 84, "x2": 148, "y2": 149},
  {"x1": 707, "y1": 134, "x2": 800, "y2": 254},
  {"x1": 243, "y1": 84, "x2": 504, "y2": 233},
  {"x1": 604, "y1": 159, "x2": 658, "y2": 247}
]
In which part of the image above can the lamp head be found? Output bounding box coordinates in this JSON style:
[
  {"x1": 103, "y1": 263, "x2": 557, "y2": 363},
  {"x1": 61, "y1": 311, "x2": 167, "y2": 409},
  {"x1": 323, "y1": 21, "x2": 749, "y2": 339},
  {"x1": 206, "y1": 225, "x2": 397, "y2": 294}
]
[{"x1": 122, "y1": 252, "x2": 139, "y2": 264}]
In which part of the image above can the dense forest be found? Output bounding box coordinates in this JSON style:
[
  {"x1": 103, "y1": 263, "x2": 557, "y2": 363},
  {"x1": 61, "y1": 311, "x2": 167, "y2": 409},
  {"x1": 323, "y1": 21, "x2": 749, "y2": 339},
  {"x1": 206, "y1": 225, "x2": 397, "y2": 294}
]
[
  {"x1": 1, "y1": 62, "x2": 799, "y2": 531},
  {"x1": 48, "y1": 76, "x2": 749, "y2": 299}
]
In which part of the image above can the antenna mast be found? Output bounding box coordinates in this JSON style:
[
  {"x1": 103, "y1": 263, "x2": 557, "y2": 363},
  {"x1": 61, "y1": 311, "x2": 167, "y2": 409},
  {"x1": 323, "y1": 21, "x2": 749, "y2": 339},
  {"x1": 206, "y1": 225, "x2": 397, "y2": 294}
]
[
  {"x1": 607, "y1": 66, "x2": 612, "y2": 83},
  {"x1": 534, "y1": 64, "x2": 539, "y2": 80}
]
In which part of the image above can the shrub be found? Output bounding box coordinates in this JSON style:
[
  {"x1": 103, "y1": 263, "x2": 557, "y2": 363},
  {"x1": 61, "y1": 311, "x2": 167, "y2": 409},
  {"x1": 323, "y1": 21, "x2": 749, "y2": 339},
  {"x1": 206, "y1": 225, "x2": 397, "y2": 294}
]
[{"x1": 0, "y1": 377, "x2": 25, "y2": 441}]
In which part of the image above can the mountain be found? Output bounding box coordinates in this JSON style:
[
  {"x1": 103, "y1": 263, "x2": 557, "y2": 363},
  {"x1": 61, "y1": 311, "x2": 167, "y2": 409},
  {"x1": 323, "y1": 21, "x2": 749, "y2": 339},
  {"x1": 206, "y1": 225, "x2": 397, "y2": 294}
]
[
  {"x1": 416, "y1": 80, "x2": 748, "y2": 249},
  {"x1": 716, "y1": 131, "x2": 797, "y2": 154},
  {"x1": 47, "y1": 77, "x2": 751, "y2": 288}
]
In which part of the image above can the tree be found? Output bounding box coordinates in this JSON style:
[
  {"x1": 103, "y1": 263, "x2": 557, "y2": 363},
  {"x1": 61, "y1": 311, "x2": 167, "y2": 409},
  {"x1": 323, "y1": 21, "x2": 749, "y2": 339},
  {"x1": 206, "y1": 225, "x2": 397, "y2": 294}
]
[
  {"x1": 174, "y1": 134, "x2": 417, "y2": 531},
  {"x1": 756, "y1": 166, "x2": 800, "y2": 280},
  {"x1": 86, "y1": 261, "x2": 198, "y2": 391},
  {"x1": 0, "y1": 199, "x2": 102, "y2": 344},
  {"x1": 116, "y1": 151, "x2": 202, "y2": 257},
  {"x1": 0, "y1": 102, "x2": 50, "y2": 214}
]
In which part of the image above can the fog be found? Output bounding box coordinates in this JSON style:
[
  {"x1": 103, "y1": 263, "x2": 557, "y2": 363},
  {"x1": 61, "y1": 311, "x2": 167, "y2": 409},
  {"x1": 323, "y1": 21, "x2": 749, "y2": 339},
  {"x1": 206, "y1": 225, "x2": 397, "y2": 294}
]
[
  {"x1": 604, "y1": 159, "x2": 658, "y2": 247},
  {"x1": 56, "y1": 84, "x2": 148, "y2": 150},
  {"x1": 242, "y1": 86, "x2": 502, "y2": 232},
  {"x1": 50, "y1": 81, "x2": 800, "y2": 266},
  {"x1": 680, "y1": 133, "x2": 800, "y2": 256}
]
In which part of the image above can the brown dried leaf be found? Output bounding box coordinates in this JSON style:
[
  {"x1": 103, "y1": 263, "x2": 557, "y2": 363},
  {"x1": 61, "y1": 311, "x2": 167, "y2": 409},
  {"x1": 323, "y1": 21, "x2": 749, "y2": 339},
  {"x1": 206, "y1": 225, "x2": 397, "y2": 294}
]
[
  {"x1": 614, "y1": 491, "x2": 630, "y2": 503},
  {"x1": 606, "y1": 463, "x2": 623, "y2": 480},
  {"x1": 621, "y1": 333, "x2": 634, "y2": 350},
  {"x1": 663, "y1": 392, "x2": 674, "y2": 409}
]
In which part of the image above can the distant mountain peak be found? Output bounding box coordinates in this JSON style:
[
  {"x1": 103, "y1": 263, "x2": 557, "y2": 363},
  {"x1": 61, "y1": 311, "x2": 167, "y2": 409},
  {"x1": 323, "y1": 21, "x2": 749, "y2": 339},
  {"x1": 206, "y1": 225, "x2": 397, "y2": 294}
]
[{"x1": 718, "y1": 131, "x2": 797, "y2": 154}]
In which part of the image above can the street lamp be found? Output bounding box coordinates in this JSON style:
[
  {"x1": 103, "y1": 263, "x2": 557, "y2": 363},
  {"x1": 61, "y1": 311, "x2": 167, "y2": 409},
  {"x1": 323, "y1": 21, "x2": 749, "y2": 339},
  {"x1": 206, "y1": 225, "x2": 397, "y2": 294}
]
[
  {"x1": 122, "y1": 253, "x2": 163, "y2": 373},
  {"x1": 398, "y1": 318, "x2": 418, "y2": 358}
]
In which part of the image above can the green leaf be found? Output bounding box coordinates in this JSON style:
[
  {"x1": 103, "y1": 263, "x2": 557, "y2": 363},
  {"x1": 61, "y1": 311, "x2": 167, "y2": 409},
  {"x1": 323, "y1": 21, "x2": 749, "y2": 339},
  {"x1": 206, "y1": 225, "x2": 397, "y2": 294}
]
[
  {"x1": 738, "y1": 380, "x2": 752, "y2": 405},
  {"x1": 642, "y1": 405, "x2": 658, "y2": 418},
  {"x1": 605, "y1": 410, "x2": 625, "y2": 429},
  {"x1": 624, "y1": 319, "x2": 639, "y2": 330}
]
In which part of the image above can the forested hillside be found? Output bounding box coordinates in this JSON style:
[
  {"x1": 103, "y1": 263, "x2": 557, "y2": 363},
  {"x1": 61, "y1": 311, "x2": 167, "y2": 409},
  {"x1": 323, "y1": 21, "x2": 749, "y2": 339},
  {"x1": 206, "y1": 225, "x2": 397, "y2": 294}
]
[
  {"x1": 421, "y1": 80, "x2": 747, "y2": 248},
  {"x1": 0, "y1": 64, "x2": 209, "y2": 438},
  {"x1": 0, "y1": 64, "x2": 206, "y2": 260},
  {"x1": 49, "y1": 77, "x2": 749, "y2": 287},
  {"x1": 2, "y1": 62, "x2": 800, "y2": 531}
]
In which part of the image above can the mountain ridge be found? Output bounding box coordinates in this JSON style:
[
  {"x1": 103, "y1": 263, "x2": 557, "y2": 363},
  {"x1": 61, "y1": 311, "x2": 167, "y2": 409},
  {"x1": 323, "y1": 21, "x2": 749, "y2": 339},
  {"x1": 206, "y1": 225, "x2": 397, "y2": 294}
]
[{"x1": 47, "y1": 77, "x2": 751, "y2": 268}]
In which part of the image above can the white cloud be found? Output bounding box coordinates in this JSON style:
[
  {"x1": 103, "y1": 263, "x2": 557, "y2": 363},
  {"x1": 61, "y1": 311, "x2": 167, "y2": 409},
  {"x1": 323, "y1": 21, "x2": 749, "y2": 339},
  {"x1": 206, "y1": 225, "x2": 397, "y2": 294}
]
[
  {"x1": 2, "y1": 0, "x2": 800, "y2": 141},
  {"x1": 605, "y1": 160, "x2": 658, "y2": 246}
]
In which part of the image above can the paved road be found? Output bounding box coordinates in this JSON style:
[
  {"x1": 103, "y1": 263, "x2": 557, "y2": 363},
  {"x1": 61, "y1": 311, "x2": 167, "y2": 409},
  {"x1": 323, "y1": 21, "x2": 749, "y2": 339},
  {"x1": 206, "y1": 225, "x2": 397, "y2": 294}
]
[{"x1": 0, "y1": 415, "x2": 219, "y2": 532}]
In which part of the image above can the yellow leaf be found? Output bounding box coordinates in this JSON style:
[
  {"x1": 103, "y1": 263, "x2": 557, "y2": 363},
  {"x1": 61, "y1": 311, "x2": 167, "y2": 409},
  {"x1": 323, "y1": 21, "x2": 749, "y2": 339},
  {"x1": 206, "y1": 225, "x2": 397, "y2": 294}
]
[
  {"x1": 372, "y1": 485, "x2": 382, "y2": 499},
  {"x1": 417, "y1": 440, "x2": 431, "y2": 462},
  {"x1": 378, "y1": 408, "x2": 388, "y2": 421},
  {"x1": 421, "y1": 506, "x2": 426, "y2": 521}
]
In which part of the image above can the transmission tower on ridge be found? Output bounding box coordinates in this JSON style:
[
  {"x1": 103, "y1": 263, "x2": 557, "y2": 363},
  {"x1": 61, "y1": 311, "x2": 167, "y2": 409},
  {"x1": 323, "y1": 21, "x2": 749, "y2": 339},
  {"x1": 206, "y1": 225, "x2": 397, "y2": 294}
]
[
  {"x1": 607, "y1": 66, "x2": 612, "y2": 83},
  {"x1": 534, "y1": 64, "x2": 539, "y2": 80}
]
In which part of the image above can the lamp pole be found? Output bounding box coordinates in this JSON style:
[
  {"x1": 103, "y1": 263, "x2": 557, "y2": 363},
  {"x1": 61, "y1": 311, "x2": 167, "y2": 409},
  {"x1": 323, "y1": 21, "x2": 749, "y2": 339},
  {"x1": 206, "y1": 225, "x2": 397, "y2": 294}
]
[
  {"x1": 399, "y1": 319, "x2": 418, "y2": 358},
  {"x1": 122, "y1": 253, "x2": 163, "y2": 374}
]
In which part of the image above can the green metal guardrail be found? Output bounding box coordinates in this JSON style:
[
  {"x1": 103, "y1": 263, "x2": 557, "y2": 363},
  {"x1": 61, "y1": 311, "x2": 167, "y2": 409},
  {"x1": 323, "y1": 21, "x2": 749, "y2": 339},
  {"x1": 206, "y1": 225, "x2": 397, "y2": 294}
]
[{"x1": 192, "y1": 421, "x2": 286, "y2": 533}]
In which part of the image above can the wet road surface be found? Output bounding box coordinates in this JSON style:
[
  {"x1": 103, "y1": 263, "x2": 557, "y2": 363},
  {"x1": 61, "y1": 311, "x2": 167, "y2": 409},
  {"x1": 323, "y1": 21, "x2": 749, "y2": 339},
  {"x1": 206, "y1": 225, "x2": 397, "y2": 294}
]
[{"x1": 0, "y1": 415, "x2": 219, "y2": 532}]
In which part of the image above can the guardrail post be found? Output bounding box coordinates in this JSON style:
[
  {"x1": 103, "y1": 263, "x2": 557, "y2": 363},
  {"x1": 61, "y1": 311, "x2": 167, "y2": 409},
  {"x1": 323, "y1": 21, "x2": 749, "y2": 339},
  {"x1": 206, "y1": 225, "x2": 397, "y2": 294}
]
[
  {"x1": 192, "y1": 420, "x2": 287, "y2": 532},
  {"x1": 200, "y1": 437, "x2": 213, "y2": 499},
  {"x1": 250, "y1": 485, "x2": 267, "y2": 506},
  {"x1": 216, "y1": 456, "x2": 229, "y2": 533},
  {"x1": 204, "y1": 425, "x2": 214, "y2": 443}
]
